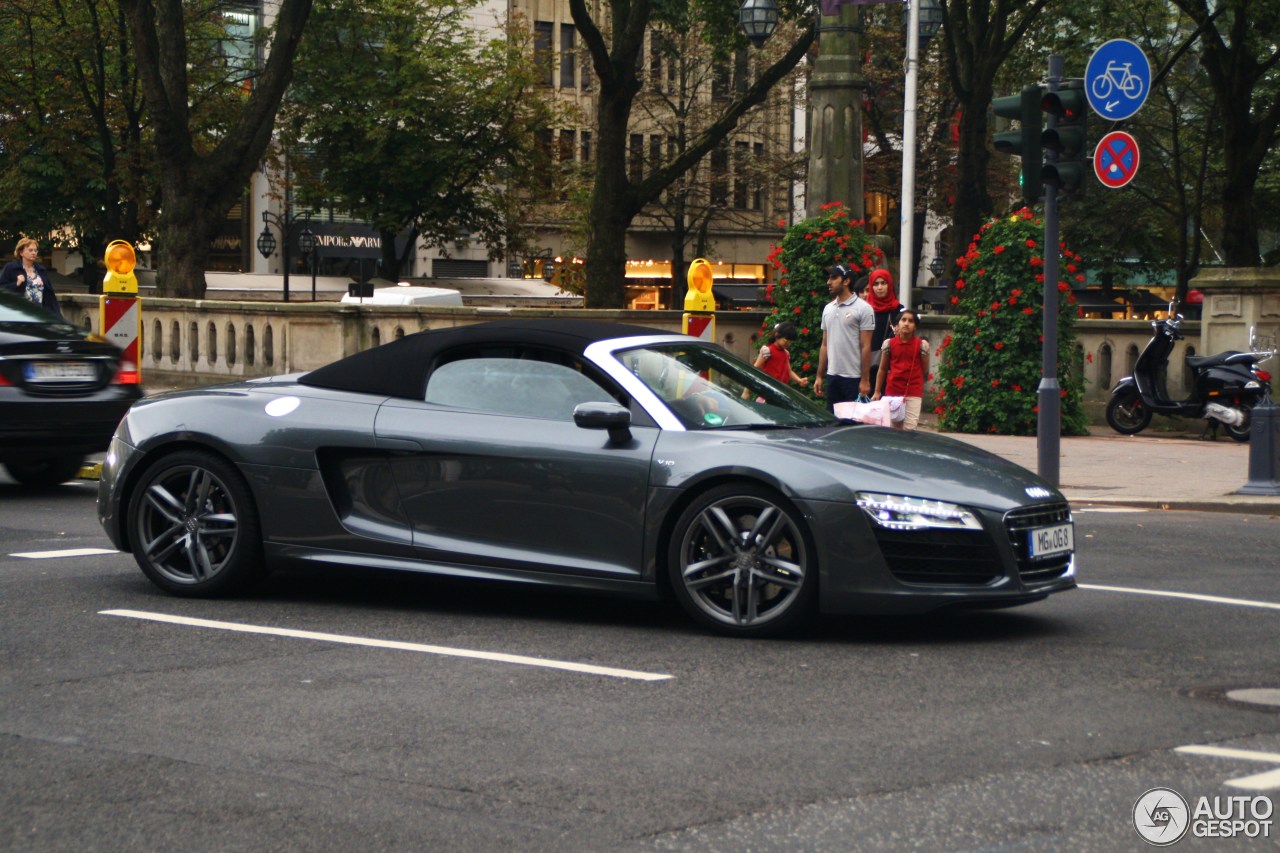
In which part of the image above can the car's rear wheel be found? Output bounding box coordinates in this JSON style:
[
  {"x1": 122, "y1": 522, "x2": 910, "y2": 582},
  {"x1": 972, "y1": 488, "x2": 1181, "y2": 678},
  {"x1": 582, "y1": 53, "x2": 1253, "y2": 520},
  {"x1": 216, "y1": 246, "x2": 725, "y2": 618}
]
[
  {"x1": 127, "y1": 450, "x2": 264, "y2": 596},
  {"x1": 667, "y1": 483, "x2": 816, "y2": 637},
  {"x1": 4, "y1": 455, "x2": 85, "y2": 488}
]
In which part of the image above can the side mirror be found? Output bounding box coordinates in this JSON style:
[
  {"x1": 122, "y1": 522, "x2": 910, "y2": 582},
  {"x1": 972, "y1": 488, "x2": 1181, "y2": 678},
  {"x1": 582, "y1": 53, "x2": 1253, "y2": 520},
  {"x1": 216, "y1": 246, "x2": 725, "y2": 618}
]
[{"x1": 573, "y1": 401, "x2": 632, "y2": 444}]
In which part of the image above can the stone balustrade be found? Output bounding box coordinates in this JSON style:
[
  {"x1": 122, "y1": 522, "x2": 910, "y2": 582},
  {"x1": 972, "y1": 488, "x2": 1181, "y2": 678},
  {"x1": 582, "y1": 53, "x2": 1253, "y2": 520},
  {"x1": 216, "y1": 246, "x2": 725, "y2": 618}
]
[{"x1": 60, "y1": 294, "x2": 1197, "y2": 404}]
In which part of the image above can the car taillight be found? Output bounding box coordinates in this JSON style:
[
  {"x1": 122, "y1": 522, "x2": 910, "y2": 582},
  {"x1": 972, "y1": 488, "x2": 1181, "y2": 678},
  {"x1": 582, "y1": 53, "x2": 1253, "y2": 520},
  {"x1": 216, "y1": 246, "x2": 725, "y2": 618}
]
[
  {"x1": 1257, "y1": 369, "x2": 1272, "y2": 383},
  {"x1": 112, "y1": 361, "x2": 141, "y2": 385},
  {"x1": 0, "y1": 372, "x2": 10, "y2": 386}
]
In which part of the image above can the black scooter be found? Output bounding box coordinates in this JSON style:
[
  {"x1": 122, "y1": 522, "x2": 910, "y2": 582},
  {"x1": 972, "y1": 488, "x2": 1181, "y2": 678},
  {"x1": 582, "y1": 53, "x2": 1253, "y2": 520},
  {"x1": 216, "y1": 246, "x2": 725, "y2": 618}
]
[{"x1": 1105, "y1": 301, "x2": 1275, "y2": 441}]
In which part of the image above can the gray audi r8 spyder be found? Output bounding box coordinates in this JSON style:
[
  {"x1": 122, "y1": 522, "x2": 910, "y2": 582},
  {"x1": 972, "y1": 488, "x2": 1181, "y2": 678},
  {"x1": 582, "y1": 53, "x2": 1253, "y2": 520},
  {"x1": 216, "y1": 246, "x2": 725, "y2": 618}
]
[
  {"x1": 98, "y1": 319, "x2": 1075, "y2": 636},
  {"x1": 1, "y1": 290, "x2": 143, "y2": 487}
]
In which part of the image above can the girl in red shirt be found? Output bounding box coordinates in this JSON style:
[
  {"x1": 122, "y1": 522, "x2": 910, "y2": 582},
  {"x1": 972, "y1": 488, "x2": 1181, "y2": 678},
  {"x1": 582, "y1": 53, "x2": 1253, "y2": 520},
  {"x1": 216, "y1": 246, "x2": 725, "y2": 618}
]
[
  {"x1": 754, "y1": 321, "x2": 810, "y2": 388},
  {"x1": 872, "y1": 310, "x2": 930, "y2": 430}
]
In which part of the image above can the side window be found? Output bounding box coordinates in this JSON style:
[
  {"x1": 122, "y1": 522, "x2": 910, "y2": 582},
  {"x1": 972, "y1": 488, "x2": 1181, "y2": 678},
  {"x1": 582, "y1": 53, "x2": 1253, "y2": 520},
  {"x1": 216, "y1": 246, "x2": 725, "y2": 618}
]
[{"x1": 425, "y1": 356, "x2": 616, "y2": 420}]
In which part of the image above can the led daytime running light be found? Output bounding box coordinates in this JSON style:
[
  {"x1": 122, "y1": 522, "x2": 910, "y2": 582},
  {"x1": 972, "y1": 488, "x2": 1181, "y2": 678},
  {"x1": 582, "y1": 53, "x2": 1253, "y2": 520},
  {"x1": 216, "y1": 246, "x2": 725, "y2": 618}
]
[{"x1": 855, "y1": 492, "x2": 983, "y2": 531}]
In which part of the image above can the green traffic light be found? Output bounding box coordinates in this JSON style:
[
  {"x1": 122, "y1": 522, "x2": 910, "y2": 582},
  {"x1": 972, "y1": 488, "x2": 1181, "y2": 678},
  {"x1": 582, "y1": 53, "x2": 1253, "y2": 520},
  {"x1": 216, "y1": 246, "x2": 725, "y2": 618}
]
[{"x1": 992, "y1": 84, "x2": 1044, "y2": 203}]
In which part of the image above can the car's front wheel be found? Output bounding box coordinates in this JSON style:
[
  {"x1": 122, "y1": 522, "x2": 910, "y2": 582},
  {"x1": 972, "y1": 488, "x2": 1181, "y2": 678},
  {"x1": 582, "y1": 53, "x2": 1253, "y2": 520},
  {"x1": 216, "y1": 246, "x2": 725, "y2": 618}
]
[
  {"x1": 667, "y1": 484, "x2": 816, "y2": 637},
  {"x1": 4, "y1": 455, "x2": 85, "y2": 488},
  {"x1": 127, "y1": 450, "x2": 264, "y2": 596}
]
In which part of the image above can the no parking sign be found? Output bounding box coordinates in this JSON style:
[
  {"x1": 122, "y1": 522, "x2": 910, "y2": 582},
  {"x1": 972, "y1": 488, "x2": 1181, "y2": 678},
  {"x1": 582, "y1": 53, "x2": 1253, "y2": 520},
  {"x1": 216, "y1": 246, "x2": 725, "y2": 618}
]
[{"x1": 1094, "y1": 130, "x2": 1140, "y2": 189}]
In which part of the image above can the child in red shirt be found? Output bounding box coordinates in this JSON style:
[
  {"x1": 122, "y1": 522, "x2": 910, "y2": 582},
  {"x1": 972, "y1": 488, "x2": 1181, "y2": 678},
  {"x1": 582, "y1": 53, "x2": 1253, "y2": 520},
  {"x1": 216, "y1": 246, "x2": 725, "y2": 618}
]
[
  {"x1": 872, "y1": 310, "x2": 930, "y2": 430},
  {"x1": 754, "y1": 321, "x2": 810, "y2": 388}
]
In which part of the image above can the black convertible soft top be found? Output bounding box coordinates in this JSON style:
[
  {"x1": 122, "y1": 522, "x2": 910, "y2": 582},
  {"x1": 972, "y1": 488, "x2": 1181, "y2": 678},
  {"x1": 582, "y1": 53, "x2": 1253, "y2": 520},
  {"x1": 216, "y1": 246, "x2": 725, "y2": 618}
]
[{"x1": 297, "y1": 318, "x2": 673, "y2": 400}]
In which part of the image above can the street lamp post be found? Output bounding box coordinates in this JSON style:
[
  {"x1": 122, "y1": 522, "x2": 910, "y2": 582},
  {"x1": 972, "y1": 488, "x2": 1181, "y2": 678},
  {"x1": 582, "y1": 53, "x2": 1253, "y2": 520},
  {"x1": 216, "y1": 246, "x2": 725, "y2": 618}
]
[
  {"x1": 897, "y1": 0, "x2": 944, "y2": 310},
  {"x1": 256, "y1": 210, "x2": 311, "y2": 303},
  {"x1": 298, "y1": 228, "x2": 318, "y2": 301}
]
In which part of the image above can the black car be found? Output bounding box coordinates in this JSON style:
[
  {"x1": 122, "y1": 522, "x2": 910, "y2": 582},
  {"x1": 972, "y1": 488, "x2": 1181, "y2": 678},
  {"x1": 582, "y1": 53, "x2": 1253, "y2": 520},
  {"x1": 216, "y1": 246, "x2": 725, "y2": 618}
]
[
  {"x1": 97, "y1": 319, "x2": 1075, "y2": 636},
  {"x1": 0, "y1": 290, "x2": 143, "y2": 486}
]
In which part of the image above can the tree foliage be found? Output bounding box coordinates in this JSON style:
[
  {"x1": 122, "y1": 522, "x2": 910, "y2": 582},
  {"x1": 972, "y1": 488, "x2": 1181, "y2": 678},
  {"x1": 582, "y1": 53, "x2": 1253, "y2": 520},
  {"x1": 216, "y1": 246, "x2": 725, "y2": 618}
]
[
  {"x1": 281, "y1": 0, "x2": 561, "y2": 279},
  {"x1": 570, "y1": 0, "x2": 815, "y2": 308},
  {"x1": 761, "y1": 202, "x2": 886, "y2": 396},
  {"x1": 120, "y1": 0, "x2": 313, "y2": 297},
  {"x1": 934, "y1": 208, "x2": 1088, "y2": 435}
]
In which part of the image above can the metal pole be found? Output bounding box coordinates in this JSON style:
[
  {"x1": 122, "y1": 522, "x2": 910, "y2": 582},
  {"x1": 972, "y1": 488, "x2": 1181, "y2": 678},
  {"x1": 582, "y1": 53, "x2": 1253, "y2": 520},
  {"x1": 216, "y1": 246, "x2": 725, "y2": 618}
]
[
  {"x1": 311, "y1": 249, "x2": 318, "y2": 301},
  {"x1": 1037, "y1": 54, "x2": 1063, "y2": 486},
  {"x1": 897, "y1": 0, "x2": 921, "y2": 310},
  {"x1": 282, "y1": 218, "x2": 291, "y2": 303}
]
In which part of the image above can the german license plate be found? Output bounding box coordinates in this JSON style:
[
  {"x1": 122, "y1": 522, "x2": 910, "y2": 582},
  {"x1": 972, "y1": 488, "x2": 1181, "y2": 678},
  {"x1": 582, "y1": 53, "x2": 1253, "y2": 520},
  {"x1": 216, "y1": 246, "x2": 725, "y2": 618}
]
[
  {"x1": 24, "y1": 361, "x2": 96, "y2": 382},
  {"x1": 1029, "y1": 522, "x2": 1073, "y2": 558}
]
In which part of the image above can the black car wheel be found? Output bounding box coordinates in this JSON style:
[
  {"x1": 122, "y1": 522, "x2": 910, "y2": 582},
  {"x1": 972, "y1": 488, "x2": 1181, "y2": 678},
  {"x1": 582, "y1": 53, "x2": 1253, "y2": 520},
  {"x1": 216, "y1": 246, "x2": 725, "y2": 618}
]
[
  {"x1": 127, "y1": 450, "x2": 264, "y2": 596},
  {"x1": 1226, "y1": 403, "x2": 1252, "y2": 442},
  {"x1": 1105, "y1": 391, "x2": 1151, "y2": 435},
  {"x1": 667, "y1": 484, "x2": 816, "y2": 637},
  {"x1": 4, "y1": 455, "x2": 85, "y2": 488}
]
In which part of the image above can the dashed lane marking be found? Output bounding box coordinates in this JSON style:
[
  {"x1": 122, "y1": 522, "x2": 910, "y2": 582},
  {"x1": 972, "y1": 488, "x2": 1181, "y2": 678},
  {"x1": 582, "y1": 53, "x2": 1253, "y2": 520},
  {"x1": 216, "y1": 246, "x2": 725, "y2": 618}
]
[
  {"x1": 12, "y1": 547, "x2": 120, "y2": 559},
  {"x1": 100, "y1": 609, "x2": 674, "y2": 682},
  {"x1": 1080, "y1": 584, "x2": 1280, "y2": 611},
  {"x1": 1175, "y1": 745, "x2": 1280, "y2": 791}
]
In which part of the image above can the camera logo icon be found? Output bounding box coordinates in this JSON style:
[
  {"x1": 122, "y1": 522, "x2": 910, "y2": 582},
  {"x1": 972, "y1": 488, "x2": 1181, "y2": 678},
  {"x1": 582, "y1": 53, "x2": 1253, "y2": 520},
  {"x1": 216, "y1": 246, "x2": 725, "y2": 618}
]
[{"x1": 1134, "y1": 787, "x2": 1190, "y2": 846}]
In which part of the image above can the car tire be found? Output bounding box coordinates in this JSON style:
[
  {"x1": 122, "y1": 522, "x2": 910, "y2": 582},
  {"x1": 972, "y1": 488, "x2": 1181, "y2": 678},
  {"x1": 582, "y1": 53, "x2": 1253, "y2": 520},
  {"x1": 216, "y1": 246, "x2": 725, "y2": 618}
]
[
  {"x1": 667, "y1": 483, "x2": 816, "y2": 637},
  {"x1": 127, "y1": 450, "x2": 264, "y2": 597},
  {"x1": 4, "y1": 455, "x2": 85, "y2": 488},
  {"x1": 1105, "y1": 392, "x2": 1150, "y2": 435}
]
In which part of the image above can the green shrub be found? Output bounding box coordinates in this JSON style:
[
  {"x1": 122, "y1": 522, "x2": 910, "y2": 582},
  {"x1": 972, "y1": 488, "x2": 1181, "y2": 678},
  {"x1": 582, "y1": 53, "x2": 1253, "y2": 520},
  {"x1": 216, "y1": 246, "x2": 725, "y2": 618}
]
[
  {"x1": 933, "y1": 208, "x2": 1089, "y2": 435},
  {"x1": 762, "y1": 202, "x2": 886, "y2": 396}
]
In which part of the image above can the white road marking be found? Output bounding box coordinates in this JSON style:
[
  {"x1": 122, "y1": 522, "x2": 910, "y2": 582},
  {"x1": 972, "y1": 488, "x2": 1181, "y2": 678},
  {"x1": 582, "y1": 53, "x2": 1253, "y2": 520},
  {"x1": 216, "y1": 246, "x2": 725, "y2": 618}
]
[
  {"x1": 100, "y1": 609, "x2": 674, "y2": 682},
  {"x1": 12, "y1": 547, "x2": 119, "y2": 559},
  {"x1": 1080, "y1": 584, "x2": 1280, "y2": 611},
  {"x1": 1175, "y1": 745, "x2": 1280, "y2": 791}
]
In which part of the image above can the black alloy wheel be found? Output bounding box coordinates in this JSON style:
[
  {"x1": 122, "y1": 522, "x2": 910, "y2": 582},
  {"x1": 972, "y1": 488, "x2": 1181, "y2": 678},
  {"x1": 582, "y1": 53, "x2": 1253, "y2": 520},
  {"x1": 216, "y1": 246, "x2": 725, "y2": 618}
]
[
  {"x1": 3, "y1": 455, "x2": 85, "y2": 488},
  {"x1": 127, "y1": 450, "x2": 264, "y2": 596},
  {"x1": 1105, "y1": 391, "x2": 1151, "y2": 435},
  {"x1": 667, "y1": 483, "x2": 816, "y2": 637}
]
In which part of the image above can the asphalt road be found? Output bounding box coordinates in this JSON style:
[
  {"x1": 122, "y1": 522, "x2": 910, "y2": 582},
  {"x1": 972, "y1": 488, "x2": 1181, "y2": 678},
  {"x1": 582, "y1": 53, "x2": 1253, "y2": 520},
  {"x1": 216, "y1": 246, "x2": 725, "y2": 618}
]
[{"x1": 3, "y1": 479, "x2": 1280, "y2": 851}]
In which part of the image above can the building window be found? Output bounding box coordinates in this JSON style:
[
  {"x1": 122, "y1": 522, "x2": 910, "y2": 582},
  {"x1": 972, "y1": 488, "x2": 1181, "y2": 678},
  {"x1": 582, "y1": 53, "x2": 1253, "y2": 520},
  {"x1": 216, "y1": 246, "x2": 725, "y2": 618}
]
[
  {"x1": 534, "y1": 21, "x2": 554, "y2": 87},
  {"x1": 581, "y1": 131, "x2": 592, "y2": 163},
  {"x1": 560, "y1": 24, "x2": 576, "y2": 89},
  {"x1": 711, "y1": 142, "x2": 729, "y2": 206},
  {"x1": 629, "y1": 133, "x2": 644, "y2": 182},
  {"x1": 753, "y1": 142, "x2": 764, "y2": 211},
  {"x1": 733, "y1": 141, "x2": 749, "y2": 209}
]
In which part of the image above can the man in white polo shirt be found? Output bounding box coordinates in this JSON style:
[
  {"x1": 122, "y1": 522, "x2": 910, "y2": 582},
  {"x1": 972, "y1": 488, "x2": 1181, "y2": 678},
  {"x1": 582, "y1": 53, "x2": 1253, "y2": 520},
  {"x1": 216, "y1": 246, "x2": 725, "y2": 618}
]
[{"x1": 814, "y1": 264, "x2": 875, "y2": 412}]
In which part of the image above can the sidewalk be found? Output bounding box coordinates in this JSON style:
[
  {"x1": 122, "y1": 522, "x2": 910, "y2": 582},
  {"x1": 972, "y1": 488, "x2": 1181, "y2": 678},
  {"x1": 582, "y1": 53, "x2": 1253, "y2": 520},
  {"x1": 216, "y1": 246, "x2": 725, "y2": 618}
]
[{"x1": 933, "y1": 424, "x2": 1280, "y2": 514}]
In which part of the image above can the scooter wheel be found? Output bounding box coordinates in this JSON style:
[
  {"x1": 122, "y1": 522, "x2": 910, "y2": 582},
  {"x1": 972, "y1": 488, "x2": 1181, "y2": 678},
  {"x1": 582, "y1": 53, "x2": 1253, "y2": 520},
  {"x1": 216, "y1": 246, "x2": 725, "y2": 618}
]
[
  {"x1": 1106, "y1": 392, "x2": 1151, "y2": 435},
  {"x1": 1226, "y1": 404, "x2": 1252, "y2": 442}
]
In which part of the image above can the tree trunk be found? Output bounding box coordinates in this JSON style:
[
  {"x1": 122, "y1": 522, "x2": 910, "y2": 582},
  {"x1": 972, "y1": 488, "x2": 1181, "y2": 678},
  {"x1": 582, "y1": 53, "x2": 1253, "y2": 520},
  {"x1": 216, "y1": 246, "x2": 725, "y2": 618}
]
[{"x1": 950, "y1": 100, "x2": 993, "y2": 275}]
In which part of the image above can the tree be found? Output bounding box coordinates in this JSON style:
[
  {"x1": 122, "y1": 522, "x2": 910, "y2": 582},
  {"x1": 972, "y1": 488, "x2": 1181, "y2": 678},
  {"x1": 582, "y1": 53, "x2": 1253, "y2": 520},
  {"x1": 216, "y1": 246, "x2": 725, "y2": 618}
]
[
  {"x1": 934, "y1": 208, "x2": 1088, "y2": 435},
  {"x1": 1169, "y1": 0, "x2": 1280, "y2": 266},
  {"x1": 627, "y1": 18, "x2": 805, "y2": 306},
  {"x1": 0, "y1": 0, "x2": 153, "y2": 286},
  {"x1": 570, "y1": 0, "x2": 815, "y2": 308},
  {"x1": 939, "y1": 0, "x2": 1049, "y2": 282},
  {"x1": 282, "y1": 0, "x2": 561, "y2": 280},
  {"x1": 119, "y1": 0, "x2": 313, "y2": 297}
]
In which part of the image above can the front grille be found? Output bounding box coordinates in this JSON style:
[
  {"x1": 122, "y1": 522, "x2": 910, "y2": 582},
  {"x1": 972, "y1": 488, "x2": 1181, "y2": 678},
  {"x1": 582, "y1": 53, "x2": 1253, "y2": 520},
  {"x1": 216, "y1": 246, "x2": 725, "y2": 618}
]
[
  {"x1": 873, "y1": 527, "x2": 1003, "y2": 586},
  {"x1": 1005, "y1": 503, "x2": 1073, "y2": 584}
]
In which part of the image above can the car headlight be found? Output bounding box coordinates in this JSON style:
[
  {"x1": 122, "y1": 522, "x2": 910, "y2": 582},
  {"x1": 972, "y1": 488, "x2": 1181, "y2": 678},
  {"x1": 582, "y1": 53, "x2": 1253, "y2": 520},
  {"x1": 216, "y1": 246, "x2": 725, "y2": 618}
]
[{"x1": 855, "y1": 492, "x2": 983, "y2": 531}]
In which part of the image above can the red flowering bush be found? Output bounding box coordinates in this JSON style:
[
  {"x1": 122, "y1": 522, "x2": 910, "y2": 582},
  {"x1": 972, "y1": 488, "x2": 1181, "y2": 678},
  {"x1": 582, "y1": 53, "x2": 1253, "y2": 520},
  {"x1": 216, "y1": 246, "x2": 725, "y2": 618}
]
[
  {"x1": 761, "y1": 202, "x2": 884, "y2": 397},
  {"x1": 934, "y1": 208, "x2": 1089, "y2": 435}
]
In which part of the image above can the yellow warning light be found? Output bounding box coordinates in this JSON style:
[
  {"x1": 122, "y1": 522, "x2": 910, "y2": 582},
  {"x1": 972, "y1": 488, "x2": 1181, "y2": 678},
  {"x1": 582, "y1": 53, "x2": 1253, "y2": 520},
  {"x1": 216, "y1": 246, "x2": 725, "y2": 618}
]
[
  {"x1": 684, "y1": 257, "x2": 716, "y2": 312},
  {"x1": 103, "y1": 240, "x2": 138, "y2": 294}
]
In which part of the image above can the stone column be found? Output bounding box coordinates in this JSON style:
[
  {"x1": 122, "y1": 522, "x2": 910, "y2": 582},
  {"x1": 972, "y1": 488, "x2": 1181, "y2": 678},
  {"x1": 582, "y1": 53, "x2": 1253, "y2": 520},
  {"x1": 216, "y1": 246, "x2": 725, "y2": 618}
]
[
  {"x1": 806, "y1": 4, "x2": 865, "y2": 220},
  {"x1": 1191, "y1": 267, "x2": 1280, "y2": 355}
]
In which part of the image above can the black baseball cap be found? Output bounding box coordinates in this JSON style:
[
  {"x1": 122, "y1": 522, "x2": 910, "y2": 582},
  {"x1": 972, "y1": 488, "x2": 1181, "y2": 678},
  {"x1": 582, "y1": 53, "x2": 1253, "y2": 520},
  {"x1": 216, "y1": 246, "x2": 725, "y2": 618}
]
[{"x1": 824, "y1": 264, "x2": 853, "y2": 279}]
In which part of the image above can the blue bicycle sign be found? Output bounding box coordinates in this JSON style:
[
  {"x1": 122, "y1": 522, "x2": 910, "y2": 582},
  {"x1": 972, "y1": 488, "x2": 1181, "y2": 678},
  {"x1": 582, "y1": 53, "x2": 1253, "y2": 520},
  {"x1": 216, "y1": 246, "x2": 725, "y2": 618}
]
[{"x1": 1086, "y1": 39, "x2": 1150, "y2": 121}]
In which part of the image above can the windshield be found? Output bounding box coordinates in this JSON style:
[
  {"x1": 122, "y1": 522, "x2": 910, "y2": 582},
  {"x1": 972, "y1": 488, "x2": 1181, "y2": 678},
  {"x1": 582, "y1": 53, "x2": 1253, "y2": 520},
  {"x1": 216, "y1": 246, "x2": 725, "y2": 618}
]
[
  {"x1": 616, "y1": 343, "x2": 837, "y2": 430},
  {"x1": 0, "y1": 289, "x2": 74, "y2": 327}
]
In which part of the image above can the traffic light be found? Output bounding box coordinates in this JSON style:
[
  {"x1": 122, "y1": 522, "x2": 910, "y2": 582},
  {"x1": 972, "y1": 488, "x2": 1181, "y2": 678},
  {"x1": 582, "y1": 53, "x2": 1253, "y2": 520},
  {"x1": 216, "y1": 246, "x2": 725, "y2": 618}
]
[
  {"x1": 1041, "y1": 81, "x2": 1089, "y2": 195},
  {"x1": 993, "y1": 84, "x2": 1044, "y2": 204}
]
